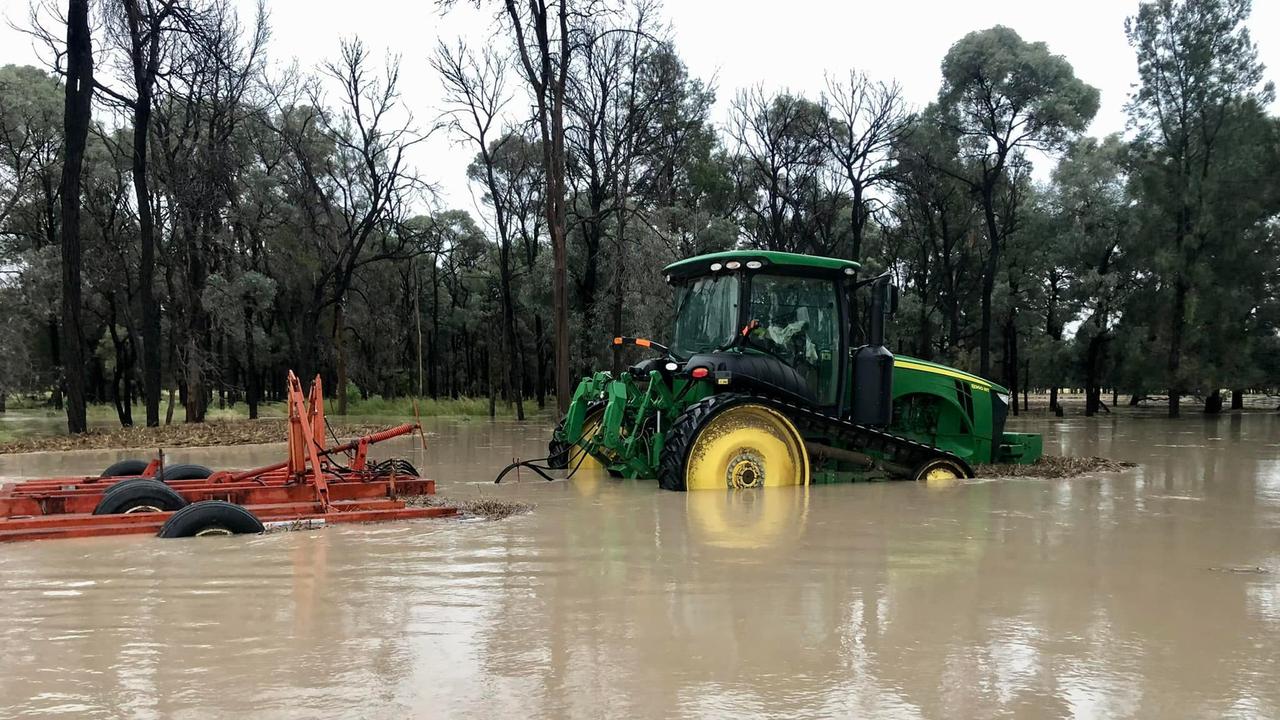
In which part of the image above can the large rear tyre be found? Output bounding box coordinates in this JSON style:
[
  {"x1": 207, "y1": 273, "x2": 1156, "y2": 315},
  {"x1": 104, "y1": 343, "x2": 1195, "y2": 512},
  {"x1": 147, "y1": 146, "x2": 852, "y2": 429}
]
[
  {"x1": 100, "y1": 459, "x2": 150, "y2": 478},
  {"x1": 658, "y1": 394, "x2": 809, "y2": 491},
  {"x1": 93, "y1": 479, "x2": 188, "y2": 515},
  {"x1": 157, "y1": 501, "x2": 264, "y2": 538}
]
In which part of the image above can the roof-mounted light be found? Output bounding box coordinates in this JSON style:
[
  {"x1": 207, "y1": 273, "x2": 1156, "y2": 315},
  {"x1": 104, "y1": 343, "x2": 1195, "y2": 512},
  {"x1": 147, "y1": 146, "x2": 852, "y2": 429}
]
[
  {"x1": 725, "y1": 261, "x2": 741, "y2": 270},
  {"x1": 745, "y1": 260, "x2": 763, "y2": 269},
  {"x1": 843, "y1": 267, "x2": 856, "y2": 276},
  {"x1": 710, "y1": 262, "x2": 723, "y2": 272}
]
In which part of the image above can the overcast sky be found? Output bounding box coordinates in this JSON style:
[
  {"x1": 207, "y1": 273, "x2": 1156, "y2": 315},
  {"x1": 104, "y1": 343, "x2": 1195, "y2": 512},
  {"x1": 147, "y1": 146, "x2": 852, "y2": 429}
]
[{"x1": 2, "y1": 0, "x2": 1278, "y2": 213}]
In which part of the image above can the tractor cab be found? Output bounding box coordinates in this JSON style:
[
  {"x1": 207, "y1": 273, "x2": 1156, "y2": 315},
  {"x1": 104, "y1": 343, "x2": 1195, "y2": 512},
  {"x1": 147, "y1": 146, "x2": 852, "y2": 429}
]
[{"x1": 664, "y1": 250, "x2": 895, "y2": 424}]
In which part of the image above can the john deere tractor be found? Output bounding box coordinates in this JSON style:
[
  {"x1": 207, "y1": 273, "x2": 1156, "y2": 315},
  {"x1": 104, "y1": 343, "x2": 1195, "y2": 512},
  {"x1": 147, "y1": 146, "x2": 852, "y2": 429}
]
[{"x1": 549, "y1": 250, "x2": 1042, "y2": 490}]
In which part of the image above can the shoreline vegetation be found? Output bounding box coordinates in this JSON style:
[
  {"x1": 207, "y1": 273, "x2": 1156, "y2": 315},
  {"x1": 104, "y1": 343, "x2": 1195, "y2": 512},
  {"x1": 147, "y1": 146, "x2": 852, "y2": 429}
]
[{"x1": 0, "y1": 391, "x2": 1274, "y2": 455}]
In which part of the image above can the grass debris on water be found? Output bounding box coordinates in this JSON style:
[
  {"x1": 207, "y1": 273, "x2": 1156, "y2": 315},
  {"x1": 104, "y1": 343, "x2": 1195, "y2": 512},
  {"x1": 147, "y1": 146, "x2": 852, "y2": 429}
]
[
  {"x1": 976, "y1": 455, "x2": 1136, "y2": 479},
  {"x1": 405, "y1": 494, "x2": 534, "y2": 520}
]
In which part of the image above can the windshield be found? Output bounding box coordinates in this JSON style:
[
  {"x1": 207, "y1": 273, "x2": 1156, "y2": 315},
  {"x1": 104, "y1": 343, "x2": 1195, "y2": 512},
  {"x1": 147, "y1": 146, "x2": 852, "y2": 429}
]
[{"x1": 671, "y1": 274, "x2": 739, "y2": 358}]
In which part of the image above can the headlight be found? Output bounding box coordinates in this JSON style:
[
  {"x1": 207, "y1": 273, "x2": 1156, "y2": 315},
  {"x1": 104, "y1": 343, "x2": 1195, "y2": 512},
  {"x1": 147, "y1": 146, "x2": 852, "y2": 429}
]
[{"x1": 995, "y1": 391, "x2": 1011, "y2": 407}]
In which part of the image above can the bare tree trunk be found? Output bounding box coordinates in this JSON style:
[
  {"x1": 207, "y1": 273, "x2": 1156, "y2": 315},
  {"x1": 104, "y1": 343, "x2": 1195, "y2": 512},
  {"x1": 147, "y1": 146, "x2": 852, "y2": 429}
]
[
  {"x1": 1167, "y1": 276, "x2": 1188, "y2": 418},
  {"x1": 244, "y1": 306, "x2": 259, "y2": 420},
  {"x1": 978, "y1": 183, "x2": 1000, "y2": 377},
  {"x1": 121, "y1": 0, "x2": 165, "y2": 428},
  {"x1": 58, "y1": 0, "x2": 94, "y2": 434},
  {"x1": 334, "y1": 300, "x2": 348, "y2": 414}
]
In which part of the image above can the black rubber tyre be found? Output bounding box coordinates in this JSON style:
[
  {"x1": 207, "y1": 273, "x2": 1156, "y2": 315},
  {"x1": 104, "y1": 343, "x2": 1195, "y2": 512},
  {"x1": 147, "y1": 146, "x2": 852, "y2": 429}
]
[
  {"x1": 157, "y1": 463, "x2": 214, "y2": 482},
  {"x1": 658, "y1": 393, "x2": 751, "y2": 491},
  {"x1": 100, "y1": 459, "x2": 150, "y2": 478},
  {"x1": 93, "y1": 479, "x2": 188, "y2": 515},
  {"x1": 910, "y1": 457, "x2": 972, "y2": 482},
  {"x1": 157, "y1": 501, "x2": 264, "y2": 538}
]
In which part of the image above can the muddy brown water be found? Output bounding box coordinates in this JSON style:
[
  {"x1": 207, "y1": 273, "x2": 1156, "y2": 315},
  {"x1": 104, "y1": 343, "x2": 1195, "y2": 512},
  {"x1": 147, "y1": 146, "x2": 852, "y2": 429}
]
[{"x1": 1, "y1": 413, "x2": 1278, "y2": 719}]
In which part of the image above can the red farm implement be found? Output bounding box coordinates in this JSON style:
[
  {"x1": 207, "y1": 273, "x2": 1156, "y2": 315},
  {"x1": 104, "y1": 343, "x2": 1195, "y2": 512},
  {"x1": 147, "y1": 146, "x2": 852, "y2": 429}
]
[{"x1": 0, "y1": 372, "x2": 455, "y2": 542}]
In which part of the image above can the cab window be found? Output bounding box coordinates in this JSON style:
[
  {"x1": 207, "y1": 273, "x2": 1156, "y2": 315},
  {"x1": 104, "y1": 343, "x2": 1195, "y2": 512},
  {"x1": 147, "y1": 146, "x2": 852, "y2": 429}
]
[{"x1": 746, "y1": 275, "x2": 840, "y2": 404}]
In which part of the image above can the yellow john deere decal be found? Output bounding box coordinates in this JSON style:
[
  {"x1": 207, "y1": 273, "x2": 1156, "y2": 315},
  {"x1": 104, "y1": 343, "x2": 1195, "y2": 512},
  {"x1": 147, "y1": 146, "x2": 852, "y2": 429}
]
[{"x1": 894, "y1": 359, "x2": 993, "y2": 390}]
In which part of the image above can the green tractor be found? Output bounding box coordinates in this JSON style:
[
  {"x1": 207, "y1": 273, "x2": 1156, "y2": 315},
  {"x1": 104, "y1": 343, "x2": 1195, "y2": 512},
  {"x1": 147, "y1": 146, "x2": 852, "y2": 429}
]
[{"x1": 549, "y1": 250, "x2": 1042, "y2": 490}]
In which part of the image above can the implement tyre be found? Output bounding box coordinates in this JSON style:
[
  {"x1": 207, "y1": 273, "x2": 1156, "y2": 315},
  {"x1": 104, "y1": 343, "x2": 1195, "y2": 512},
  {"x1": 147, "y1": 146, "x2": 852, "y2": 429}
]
[
  {"x1": 658, "y1": 394, "x2": 809, "y2": 491},
  {"x1": 157, "y1": 501, "x2": 264, "y2": 538},
  {"x1": 100, "y1": 459, "x2": 150, "y2": 478},
  {"x1": 93, "y1": 479, "x2": 188, "y2": 515},
  {"x1": 157, "y1": 463, "x2": 214, "y2": 482}
]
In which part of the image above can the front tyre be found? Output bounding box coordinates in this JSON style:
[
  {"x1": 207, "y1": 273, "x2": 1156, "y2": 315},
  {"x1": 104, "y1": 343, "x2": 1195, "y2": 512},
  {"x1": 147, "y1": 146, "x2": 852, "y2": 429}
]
[
  {"x1": 547, "y1": 403, "x2": 618, "y2": 476},
  {"x1": 658, "y1": 394, "x2": 809, "y2": 491}
]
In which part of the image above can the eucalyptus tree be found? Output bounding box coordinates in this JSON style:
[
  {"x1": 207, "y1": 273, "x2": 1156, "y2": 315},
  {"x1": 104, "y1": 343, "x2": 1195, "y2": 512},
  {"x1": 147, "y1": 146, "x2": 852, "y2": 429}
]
[
  {"x1": 1125, "y1": 0, "x2": 1274, "y2": 416},
  {"x1": 727, "y1": 87, "x2": 833, "y2": 254},
  {"x1": 935, "y1": 25, "x2": 1098, "y2": 377}
]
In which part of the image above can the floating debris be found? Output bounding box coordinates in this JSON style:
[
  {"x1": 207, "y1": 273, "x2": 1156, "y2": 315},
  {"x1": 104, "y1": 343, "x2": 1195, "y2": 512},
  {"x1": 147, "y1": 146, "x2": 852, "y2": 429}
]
[
  {"x1": 405, "y1": 494, "x2": 534, "y2": 520},
  {"x1": 976, "y1": 455, "x2": 1136, "y2": 479},
  {"x1": 1209, "y1": 566, "x2": 1271, "y2": 575}
]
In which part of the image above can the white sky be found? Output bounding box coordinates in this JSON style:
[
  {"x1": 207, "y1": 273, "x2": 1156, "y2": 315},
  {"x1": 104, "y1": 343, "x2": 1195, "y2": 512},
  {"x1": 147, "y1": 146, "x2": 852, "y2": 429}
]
[{"x1": 2, "y1": 0, "x2": 1278, "y2": 212}]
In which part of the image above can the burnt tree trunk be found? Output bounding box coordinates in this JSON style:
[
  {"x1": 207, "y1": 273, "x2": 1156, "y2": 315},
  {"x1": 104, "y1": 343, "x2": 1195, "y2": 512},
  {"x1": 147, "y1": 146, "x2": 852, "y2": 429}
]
[{"x1": 58, "y1": 0, "x2": 94, "y2": 434}]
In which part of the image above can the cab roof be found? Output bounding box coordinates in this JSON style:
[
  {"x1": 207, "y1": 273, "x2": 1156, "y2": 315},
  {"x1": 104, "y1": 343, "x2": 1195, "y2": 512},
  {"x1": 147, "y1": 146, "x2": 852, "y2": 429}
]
[{"x1": 663, "y1": 250, "x2": 861, "y2": 281}]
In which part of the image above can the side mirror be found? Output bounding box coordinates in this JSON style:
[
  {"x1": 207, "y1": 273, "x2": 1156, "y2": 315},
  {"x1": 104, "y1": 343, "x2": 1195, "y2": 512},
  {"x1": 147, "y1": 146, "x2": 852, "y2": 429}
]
[{"x1": 887, "y1": 284, "x2": 899, "y2": 316}]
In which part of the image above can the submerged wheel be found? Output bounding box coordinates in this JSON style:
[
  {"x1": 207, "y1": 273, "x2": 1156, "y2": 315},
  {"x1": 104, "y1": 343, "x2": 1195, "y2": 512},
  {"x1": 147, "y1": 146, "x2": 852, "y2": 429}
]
[
  {"x1": 911, "y1": 457, "x2": 969, "y2": 484},
  {"x1": 157, "y1": 463, "x2": 213, "y2": 482},
  {"x1": 658, "y1": 394, "x2": 809, "y2": 491},
  {"x1": 93, "y1": 479, "x2": 188, "y2": 515},
  {"x1": 547, "y1": 403, "x2": 619, "y2": 476},
  {"x1": 157, "y1": 501, "x2": 264, "y2": 538},
  {"x1": 100, "y1": 459, "x2": 150, "y2": 478}
]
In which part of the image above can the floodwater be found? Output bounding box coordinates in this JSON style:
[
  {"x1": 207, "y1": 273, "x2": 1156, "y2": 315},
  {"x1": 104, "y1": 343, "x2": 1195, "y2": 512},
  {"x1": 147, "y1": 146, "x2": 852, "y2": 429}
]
[{"x1": 1, "y1": 413, "x2": 1278, "y2": 719}]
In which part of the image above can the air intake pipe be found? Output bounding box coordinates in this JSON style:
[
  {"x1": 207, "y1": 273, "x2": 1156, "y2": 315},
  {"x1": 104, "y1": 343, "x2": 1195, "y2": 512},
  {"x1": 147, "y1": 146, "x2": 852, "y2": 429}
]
[{"x1": 851, "y1": 275, "x2": 897, "y2": 426}]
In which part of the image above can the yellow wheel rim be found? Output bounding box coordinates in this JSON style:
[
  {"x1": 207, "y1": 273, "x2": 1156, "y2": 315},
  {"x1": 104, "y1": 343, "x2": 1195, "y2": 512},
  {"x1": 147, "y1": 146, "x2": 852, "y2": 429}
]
[
  {"x1": 685, "y1": 404, "x2": 809, "y2": 490},
  {"x1": 918, "y1": 461, "x2": 964, "y2": 488},
  {"x1": 569, "y1": 412, "x2": 607, "y2": 472},
  {"x1": 924, "y1": 466, "x2": 960, "y2": 482}
]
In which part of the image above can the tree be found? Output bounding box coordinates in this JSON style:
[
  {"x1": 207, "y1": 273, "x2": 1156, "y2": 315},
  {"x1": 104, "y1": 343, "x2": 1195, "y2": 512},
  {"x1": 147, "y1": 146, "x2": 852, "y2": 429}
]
[
  {"x1": 936, "y1": 25, "x2": 1099, "y2": 377},
  {"x1": 496, "y1": 0, "x2": 576, "y2": 413},
  {"x1": 820, "y1": 71, "x2": 911, "y2": 261},
  {"x1": 727, "y1": 87, "x2": 834, "y2": 254},
  {"x1": 1051, "y1": 136, "x2": 1134, "y2": 416},
  {"x1": 434, "y1": 40, "x2": 526, "y2": 420},
  {"x1": 57, "y1": 0, "x2": 94, "y2": 433},
  {"x1": 96, "y1": 0, "x2": 191, "y2": 427},
  {"x1": 1125, "y1": 0, "x2": 1274, "y2": 416}
]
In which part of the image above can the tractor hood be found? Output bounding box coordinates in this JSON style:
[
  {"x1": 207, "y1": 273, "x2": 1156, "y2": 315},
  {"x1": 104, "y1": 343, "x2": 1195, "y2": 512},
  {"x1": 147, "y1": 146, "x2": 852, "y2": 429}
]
[
  {"x1": 894, "y1": 354, "x2": 1010, "y2": 395},
  {"x1": 664, "y1": 250, "x2": 861, "y2": 281}
]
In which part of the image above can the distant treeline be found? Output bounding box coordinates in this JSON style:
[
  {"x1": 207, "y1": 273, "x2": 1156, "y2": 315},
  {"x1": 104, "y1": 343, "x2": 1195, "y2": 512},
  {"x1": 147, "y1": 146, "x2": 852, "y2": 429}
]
[{"x1": 0, "y1": 0, "x2": 1276, "y2": 431}]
